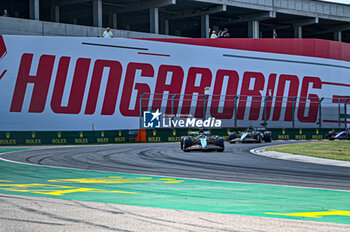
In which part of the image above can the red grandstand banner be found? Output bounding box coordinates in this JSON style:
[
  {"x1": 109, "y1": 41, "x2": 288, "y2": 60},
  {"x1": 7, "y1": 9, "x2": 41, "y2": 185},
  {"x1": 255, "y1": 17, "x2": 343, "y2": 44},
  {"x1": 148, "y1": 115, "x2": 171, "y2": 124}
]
[
  {"x1": 139, "y1": 38, "x2": 350, "y2": 62},
  {"x1": 0, "y1": 35, "x2": 349, "y2": 130}
]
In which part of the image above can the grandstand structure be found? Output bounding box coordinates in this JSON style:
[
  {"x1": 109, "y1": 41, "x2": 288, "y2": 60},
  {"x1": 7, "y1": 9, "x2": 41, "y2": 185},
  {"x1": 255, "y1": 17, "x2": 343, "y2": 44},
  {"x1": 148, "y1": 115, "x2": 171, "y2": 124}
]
[{"x1": 1, "y1": 0, "x2": 350, "y2": 41}]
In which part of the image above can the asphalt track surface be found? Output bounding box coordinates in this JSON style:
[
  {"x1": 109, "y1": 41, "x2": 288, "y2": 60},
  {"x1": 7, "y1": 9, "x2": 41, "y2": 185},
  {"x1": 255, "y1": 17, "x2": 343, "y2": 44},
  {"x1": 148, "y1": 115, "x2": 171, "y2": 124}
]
[{"x1": 2, "y1": 141, "x2": 350, "y2": 191}]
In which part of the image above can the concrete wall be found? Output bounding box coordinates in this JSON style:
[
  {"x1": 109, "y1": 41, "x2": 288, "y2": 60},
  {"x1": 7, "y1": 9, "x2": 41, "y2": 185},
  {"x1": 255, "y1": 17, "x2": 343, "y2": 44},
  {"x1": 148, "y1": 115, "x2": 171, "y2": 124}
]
[{"x1": 0, "y1": 16, "x2": 178, "y2": 38}]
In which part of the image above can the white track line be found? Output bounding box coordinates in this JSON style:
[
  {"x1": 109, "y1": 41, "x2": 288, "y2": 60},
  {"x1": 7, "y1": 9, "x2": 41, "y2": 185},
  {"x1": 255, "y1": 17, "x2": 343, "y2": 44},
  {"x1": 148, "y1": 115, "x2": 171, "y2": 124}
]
[{"x1": 251, "y1": 145, "x2": 350, "y2": 168}]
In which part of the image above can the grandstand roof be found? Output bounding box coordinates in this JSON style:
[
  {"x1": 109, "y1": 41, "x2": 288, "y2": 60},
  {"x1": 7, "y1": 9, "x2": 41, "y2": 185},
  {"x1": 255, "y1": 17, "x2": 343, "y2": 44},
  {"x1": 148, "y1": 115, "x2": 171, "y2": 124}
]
[{"x1": 1, "y1": 0, "x2": 350, "y2": 42}]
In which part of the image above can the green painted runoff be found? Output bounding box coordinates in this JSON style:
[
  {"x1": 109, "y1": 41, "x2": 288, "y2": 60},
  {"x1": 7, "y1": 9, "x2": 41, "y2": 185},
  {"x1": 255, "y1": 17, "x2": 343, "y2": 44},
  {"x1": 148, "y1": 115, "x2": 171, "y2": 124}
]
[{"x1": 0, "y1": 148, "x2": 349, "y2": 224}]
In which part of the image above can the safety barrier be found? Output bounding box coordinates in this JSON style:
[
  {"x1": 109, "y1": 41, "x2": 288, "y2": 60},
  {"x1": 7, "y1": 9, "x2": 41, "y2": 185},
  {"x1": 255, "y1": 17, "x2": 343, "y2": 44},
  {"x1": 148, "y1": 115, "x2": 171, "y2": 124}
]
[
  {"x1": 0, "y1": 130, "x2": 128, "y2": 146},
  {"x1": 145, "y1": 128, "x2": 330, "y2": 142},
  {"x1": 0, "y1": 128, "x2": 337, "y2": 146}
]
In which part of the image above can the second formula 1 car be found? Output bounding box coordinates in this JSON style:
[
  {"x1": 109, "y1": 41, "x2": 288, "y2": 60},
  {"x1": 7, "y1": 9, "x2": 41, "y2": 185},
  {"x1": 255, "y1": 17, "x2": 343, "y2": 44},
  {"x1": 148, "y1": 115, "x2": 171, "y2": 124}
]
[
  {"x1": 181, "y1": 131, "x2": 225, "y2": 152},
  {"x1": 228, "y1": 128, "x2": 272, "y2": 143},
  {"x1": 327, "y1": 129, "x2": 350, "y2": 140}
]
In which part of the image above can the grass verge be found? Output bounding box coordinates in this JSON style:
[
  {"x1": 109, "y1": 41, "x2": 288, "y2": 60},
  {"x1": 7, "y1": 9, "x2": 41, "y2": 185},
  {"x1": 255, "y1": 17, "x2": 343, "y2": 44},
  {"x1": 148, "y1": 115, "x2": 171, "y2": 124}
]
[{"x1": 266, "y1": 141, "x2": 350, "y2": 162}]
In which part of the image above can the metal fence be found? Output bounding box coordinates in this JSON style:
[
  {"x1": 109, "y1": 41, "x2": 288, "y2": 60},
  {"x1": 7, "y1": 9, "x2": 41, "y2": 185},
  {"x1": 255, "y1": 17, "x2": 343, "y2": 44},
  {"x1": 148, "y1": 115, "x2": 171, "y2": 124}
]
[{"x1": 139, "y1": 93, "x2": 350, "y2": 129}]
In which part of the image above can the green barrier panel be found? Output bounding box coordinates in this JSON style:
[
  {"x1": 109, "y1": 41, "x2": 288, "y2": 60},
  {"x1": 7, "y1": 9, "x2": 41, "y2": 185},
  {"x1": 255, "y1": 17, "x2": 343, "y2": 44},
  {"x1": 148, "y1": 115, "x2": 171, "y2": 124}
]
[
  {"x1": 146, "y1": 128, "x2": 180, "y2": 142},
  {"x1": 268, "y1": 128, "x2": 331, "y2": 140},
  {"x1": 0, "y1": 131, "x2": 22, "y2": 145},
  {"x1": 145, "y1": 128, "x2": 230, "y2": 142},
  {"x1": 0, "y1": 128, "x2": 342, "y2": 146},
  {"x1": 0, "y1": 130, "x2": 129, "y2": 146},
  {"x1": 145, "y1": 128, "x2": 337, "y2": 142}
]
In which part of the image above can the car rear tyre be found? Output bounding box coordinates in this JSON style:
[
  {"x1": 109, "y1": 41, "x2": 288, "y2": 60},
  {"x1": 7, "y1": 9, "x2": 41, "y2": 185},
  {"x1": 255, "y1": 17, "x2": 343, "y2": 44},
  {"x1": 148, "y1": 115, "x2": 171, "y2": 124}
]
[
  {"x1": 263, "y1": 131, "x2": 272, "y2": 142},
  {"x1": 228, "y1": 132, "x2": 236, "y2": 141},
  {"x1": 216, "y1": 137, "x2": 224, "y2": 147},
  {"x1": 327, "y1": 131, "x2": 336, "y2": 140},
  {"x1": 183, "y1": 137, "x2": 192, "y2": 152}
]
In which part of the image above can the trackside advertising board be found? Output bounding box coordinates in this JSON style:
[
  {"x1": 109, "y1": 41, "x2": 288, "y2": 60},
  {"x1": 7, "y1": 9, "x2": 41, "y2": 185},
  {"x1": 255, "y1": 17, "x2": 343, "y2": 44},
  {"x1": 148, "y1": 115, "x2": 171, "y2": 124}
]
[{"x1": 0, "y1": 35, "x2": 349, "y2": 131}]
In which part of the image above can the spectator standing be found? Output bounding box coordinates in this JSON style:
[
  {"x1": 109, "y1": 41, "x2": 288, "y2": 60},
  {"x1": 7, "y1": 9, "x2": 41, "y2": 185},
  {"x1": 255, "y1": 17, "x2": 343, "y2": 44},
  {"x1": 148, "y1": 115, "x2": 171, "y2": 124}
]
[
  {"x1": 3, "y1": 9, "x2": 9, "y2": 17},
  {"x1": 103, "y1": 27, "x2": 113, "y2": 38},
  {"x1": 273, "y1": 29, "x2": 277, "y2": 39},
  {"x1": 218, "y1": 30, "x2": 223, "y2": 38},
  {"x1": 210, "y1": 31, "x2": 218, "y2": 39},
  {"x1": 222, "y1": 28, "x2": 230, "y2": 38}
]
